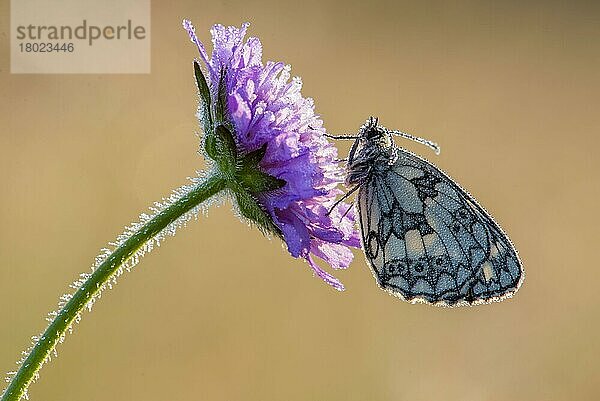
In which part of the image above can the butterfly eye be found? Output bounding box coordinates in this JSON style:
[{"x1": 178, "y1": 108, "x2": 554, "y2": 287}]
[{"x1": 365, "y1": 128, "x2": 381, "y2": 140}]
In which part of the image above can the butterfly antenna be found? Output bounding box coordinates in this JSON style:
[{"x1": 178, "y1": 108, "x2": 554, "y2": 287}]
[
  {"x1": 323, "y1": 133, "x2": 359, "y2": 140},
  {"x1": 308, "y1": 124, "x2": 359, "y2": 141},
  {"x1": 388, "y1": 129, "x2": 441, "y2": 155}
]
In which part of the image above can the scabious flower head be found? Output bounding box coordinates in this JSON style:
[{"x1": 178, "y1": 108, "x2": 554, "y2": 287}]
[{"x1": 183, "y1": 20, "x2": 361, "y2": 290}]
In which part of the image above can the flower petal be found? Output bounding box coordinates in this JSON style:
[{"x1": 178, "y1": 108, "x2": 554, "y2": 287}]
[{"x1": 305, "y1": 253, "x2": 345, "y2": 291}]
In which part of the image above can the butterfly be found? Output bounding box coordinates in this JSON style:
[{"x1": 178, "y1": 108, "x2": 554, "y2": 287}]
[{"x1": 330, "y1": 117, "x2": 524, "y2": 306}]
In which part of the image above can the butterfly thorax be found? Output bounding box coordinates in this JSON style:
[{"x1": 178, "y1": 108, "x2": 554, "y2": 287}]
[{"x1": 346, "y1": 123, "x2": 397, "y2": 186}]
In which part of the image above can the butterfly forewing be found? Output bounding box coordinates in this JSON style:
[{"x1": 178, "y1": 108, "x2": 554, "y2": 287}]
[{"x1": 357, "y1": 147, "x2": 523, "y2": 306}]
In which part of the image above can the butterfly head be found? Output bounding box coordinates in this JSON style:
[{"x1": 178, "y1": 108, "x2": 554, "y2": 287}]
[
  {"x1": 346, "y1": 117, "x2": 396, "y2": 185},
  {"x1": 360, "y1": 117, "x2": 391, "y2": 144}
]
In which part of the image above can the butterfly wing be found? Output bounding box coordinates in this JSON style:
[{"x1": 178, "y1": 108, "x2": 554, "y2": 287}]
[{"x1": 357, "y1": 149, "x2": 523, "y2": 306}]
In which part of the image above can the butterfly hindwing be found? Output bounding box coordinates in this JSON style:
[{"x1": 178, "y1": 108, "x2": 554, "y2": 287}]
[{"x1": 357, "y1": 148, "x2": 523, "y2": 306}]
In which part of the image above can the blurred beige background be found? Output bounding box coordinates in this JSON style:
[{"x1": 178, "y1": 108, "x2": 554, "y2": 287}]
[{"x1": 1, "y1": 1, "x2": 599, "y2": 400}]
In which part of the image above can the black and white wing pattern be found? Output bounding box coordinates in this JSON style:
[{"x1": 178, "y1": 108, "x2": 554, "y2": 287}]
[{"x1": 357, "y1": 149, "x2": 523, "y2": 306}]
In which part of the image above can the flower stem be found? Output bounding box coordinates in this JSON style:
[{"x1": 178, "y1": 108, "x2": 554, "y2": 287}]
[{"x1": 1, "y1": 175, "x2": 227, "y2": 401}]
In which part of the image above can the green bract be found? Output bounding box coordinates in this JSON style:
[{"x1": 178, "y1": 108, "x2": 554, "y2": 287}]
[{"x1": 194, "y1": 61, "x2": 285, "y2": 237}]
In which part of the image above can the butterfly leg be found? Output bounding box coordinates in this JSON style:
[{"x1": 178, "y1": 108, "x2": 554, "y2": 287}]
[{"x1": 327, "y1": 183, "x2": 362, "y2": 216}]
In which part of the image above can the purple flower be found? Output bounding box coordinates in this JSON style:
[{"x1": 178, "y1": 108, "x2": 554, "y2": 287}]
[{"x1": 183, "y1": 20, "x2": 361, "y2": 290}]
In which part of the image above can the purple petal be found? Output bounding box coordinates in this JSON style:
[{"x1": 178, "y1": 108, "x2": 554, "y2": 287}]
[
  {"x1": 273, "y1": 209, "x2": 310, "y2": 258},
  {"x1": 182, "y1": 20, "x2": 213, "y2": 74},
  {"x1": 305, "y1": 253, "x2": 345, "y2": 291},
  {"x1": 310, "y1": 240, "x2": 355, "y2": 270}
]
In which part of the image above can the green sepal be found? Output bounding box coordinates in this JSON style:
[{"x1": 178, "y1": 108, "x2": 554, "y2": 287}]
[
  {"x1": 232, "y1": 187, "x2": 283, "y2": 238},
  {"x1": 194, "y1": 61, "x2": 217, "y2": 160},
  {"x1": 241, "y1": 143, "x2": 268, "y2": 167},
  {"x1": 213, "y1": 124, "x2": 238, "y2": 176},
  {"x1": 215, "y1": 67, "x2": 229, "y2": 124},
  {"x1": 237, "y1": 168, "x2": 286, "y2": 193},
  {"x1": 237, "y1": 144, "x2": 286, "y2": 193},
  {"x1": 193, "y1": 61, "x2": 212, "y2": 122},
  {"x1": 204, "y1": 134, "x2": 217, "y2": 161},
  {"x1": 214, "y1": 124, "x2": 237, "y2": 161}
]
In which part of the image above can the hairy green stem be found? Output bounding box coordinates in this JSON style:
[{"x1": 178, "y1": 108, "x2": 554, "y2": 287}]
[{"x1": 1, "y1": 175, "x2": 227, "y2": 401}]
